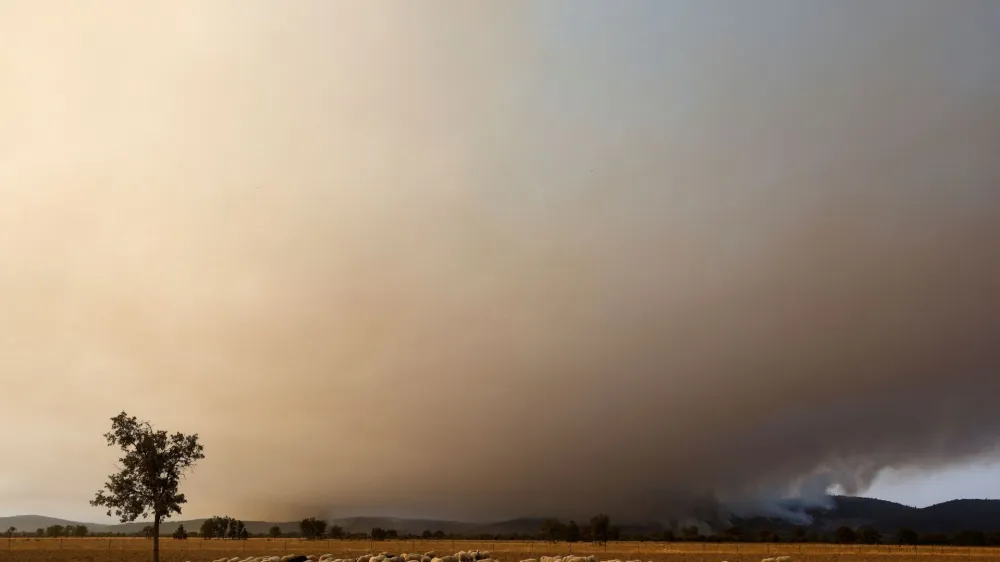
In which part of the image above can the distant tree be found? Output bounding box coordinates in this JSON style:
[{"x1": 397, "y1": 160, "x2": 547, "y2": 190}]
[
  {"x1": 36, "y1": 529, "x2": 44, "y2": 537},
  {"x1": 172, "y1": 525, "x2": 188, "y2": 540},
  {"x1": 229, "y1": 520, "x2": 246, "y2": 540},
  {"x1": 857, "y1": 526, "x2": 881, "y2": 544},
  {"x1": 919, "y1": 532, "x2": 949, "y2": 545},
  {"x1": 300, "y1": 518, "x2": 327, "y2": 540},
  {"x1": 239, "y1": 527, "x2": 249, "y2": 540},
  {"x1": 5, "y1": 527, "x2": 15, "y2": 538},
  {"x1": 323, "y1": 524, "x2": 342, "y2": 539},
  {"x1": 142, "y1": 525, "x2": 155, "y2": 539},
  {"x1": 45, "y1": 525, "x2": 65, "y2": 538},
  {"x1": 723, "y1": 526, "x2": 743, "y2": 542},
  {"x1": 589, "y1": 514, "x2": 611, "y2": 544},
  {"x1": 211, "y1": 516, "x2": 234, "y2": 540},
  {"x1": 540, "y1": 519, "x2": 565, "y2": 542},
  {"x1": 835, "y1": 526, "x2": 857, "y2": 544},
  {"x1": 433, "y1": 530, "x2": 445, "y2": 539},
  {"x1": 790, "y1": 526, "x2": 807, "y2": 542},
  {"x1": 758, "y1": 529, "x2": 778, "y2": 543},
  {"x1": 269, "y1": 526, "x2": 282, "y2": 538},
  {"x1": 73, "y1": 525, "x2": 89, "y2": 537},
  {"x1": 953, "y1": 530, "x2": 986, "y2": 546},
  {"x1": 90, "y1": 411, "x2": 205, "y2": 562},
  {"x1": 681, "y1": 526, "x2": 701, "y2": 541},
  {"x1": 386, "y1": 529, "x2": 398, "y2": 539},
  {"x1": 370, "y1": 527, "x2": 387, "y2": 541},
  {"x1": 566, "y1": 521, "x2": 581, "y2": 543},
  {"x1": 201, "y1": 519, "x2": 218, "y2": 540}
]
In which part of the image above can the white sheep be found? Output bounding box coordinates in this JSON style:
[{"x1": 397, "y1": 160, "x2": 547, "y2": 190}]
[
  {"x1": 761, "y1": 558, "x2": 777, "y2": 562},
  {"x1": 520, "y1": 558, "x2": 539, "y2": 562},
  {"x1": 776, "y1": 557, "x2": 793, "y2": 562}
]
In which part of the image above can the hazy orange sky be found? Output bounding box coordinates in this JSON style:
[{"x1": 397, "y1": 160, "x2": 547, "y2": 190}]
[{"x1": 2, "y1": 1, "x2": 1000, "y2": 524}]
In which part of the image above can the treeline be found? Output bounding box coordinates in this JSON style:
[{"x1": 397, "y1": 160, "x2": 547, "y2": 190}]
[
  {"x1": 616, "y1": 525, "x2": 1000, "y2": 547},
  {"x1": 12, "y1": 519, "x2": 1000, "y2": 546},
  {"x1": 4, "y1": 525, "x2": 92, "y2": 538}
]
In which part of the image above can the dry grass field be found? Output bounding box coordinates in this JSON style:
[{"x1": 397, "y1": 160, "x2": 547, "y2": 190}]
[{"x1": 3, "y1": 539, "x2": 1000, "y2": 562}]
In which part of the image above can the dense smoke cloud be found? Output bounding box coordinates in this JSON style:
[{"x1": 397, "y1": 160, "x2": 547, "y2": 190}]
[{"x1": 1, "y1": 1, "x2": 999, "y2": 525}]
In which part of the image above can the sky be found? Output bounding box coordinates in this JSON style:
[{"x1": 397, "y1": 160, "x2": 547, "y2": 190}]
[{"x1": 2, "y1": 0, "x2": 1000, "y2": 526}]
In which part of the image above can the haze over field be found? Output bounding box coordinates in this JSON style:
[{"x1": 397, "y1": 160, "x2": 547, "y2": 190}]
[{"x1": 2, "y1": 1, "x2": 1000, "y2": 525}]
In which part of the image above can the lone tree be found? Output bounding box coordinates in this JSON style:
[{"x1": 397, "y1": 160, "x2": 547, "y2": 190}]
[
  {"x1": 300, "y1": 518, "x2": 328, "y2": 540},
  {"x1": 589, "y1": 514, "x2": 611, "y2": 545},
  {"x1": 328, "y1": 525, "x2": 344, "y2": 539},
  {"x1": 172, "y1": 524, "x2": 189, "y2": 540},
  {"x1": 90, "y1": 411, "x2": 205, "y2": 562}
]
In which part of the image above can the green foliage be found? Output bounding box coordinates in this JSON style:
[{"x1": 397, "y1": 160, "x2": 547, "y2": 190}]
[
  {"x1": 90, "y1": 411, "x2": 205, "y2": 524},
  {"x1": 45, "y1": 525, "x2": 65, "y2": 538},
  {"x1": 73, "y1": 525, "x2": 89, "y2": 537},
  {"x1": 35, "y1": 529, "x2": 44, "y2": 537},
  {"x1": 328, "y1": 525, "x2": 344, "y2": 539},
  {"x1": 269, "y1": 526, "x2": 282, "y2": 538},
  {"x1": 370, "y1": 527, "x2": 387, "y2": 540}
]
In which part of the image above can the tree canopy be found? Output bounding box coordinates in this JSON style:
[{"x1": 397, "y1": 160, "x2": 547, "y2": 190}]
[{"x1": 90, "y1": 411, "x2": 204, "y2": 562}]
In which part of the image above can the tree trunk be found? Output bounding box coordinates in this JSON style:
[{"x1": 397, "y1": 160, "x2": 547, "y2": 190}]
[{"x1": 153, "y1": 515, "x2": 161, "y2": 562}]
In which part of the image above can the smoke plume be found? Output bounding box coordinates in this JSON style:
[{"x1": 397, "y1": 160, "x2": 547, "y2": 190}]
[{"x1": 1, "y1": 0, "x2": 1000, "y2": 524}]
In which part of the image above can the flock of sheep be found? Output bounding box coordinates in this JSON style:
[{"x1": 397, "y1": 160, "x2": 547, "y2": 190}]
[
  {"x1": 210, "y1": 550, "x2": 501, "y2": 562},
  {"x1": 208, "y1": 551, "x2": 794, "y2": 562}
]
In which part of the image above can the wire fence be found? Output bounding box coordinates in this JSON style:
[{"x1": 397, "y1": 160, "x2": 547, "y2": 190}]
[{"x1": 5, "y1": 539, "x2": 1000, "y2": 559}]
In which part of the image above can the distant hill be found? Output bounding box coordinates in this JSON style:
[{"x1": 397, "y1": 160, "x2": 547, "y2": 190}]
[
  {"x1": 5, "y1": 496, "x2": 1000, "y2": 538},
  {"x1": 732, "y1": 496, "x2": 1000, "y2": 535}
]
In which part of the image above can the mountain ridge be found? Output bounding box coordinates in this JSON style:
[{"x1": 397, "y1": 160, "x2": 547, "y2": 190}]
[{"x1": 4, "y1": 496, "x2": 1000, "y2": 537}]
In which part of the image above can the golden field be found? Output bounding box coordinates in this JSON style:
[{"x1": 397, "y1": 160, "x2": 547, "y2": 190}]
[{"x1": 3, "y1": 539, "x2": 1000, "y2": 562}]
